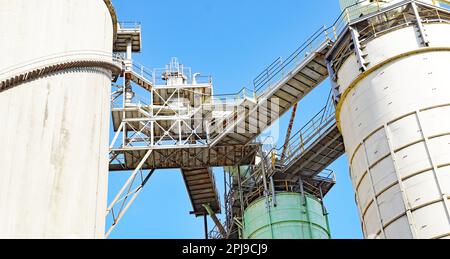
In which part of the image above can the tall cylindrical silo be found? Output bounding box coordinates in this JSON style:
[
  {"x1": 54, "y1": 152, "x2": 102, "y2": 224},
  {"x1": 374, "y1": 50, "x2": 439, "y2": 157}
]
[
  {"x1": 328, "y1": 1, "x2": 450, "y2": 238},
  {"x1": 0, "y1": 0, "x2": 120, "y2": 238}
]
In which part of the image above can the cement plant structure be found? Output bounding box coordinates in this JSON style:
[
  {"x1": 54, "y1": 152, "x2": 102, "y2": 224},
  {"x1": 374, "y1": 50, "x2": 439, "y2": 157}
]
[{"x1": 0, "y1": 0, "x2": 449, "y2": 239}]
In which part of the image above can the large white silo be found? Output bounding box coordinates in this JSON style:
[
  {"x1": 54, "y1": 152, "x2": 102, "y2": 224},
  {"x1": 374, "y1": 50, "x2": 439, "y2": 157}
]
[
  {"x1": 0, "y1": 0, "x2": 121, "y2": 238},
  {"x1": 328, "y1": 1, "x2": 450, "y2": 238}
]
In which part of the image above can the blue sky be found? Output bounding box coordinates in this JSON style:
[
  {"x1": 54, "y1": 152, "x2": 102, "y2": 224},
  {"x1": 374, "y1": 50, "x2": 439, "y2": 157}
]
[{"x1": 107, "y1": 0, "x2": 363, "y2": 239}]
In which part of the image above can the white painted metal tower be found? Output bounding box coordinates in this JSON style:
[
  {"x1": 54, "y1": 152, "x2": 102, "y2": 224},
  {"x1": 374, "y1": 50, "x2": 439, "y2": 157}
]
[
  {"x1": 328, "y1": 0, "x2": 450, "y2": 238},
  {"x1": 0, "y1": 0, "x2": 121, "y2": 238}
]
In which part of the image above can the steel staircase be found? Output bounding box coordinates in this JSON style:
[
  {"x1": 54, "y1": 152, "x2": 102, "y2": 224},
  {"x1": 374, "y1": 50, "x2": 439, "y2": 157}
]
[
  {"x1": 237, "y1": 96, "x2": 344, "y2": 203},
  {"x1": 208, "y1": 32, "x2": 333, "y2": 148},
  {"x1": 181, "y1": 167, "x2": 221, "y2": 215},
  {"x1": 124, "y1": 61, "x2": 153, "y2": 91},
  {"x1": 280, "y1": 96, "x2": 345, "y2": 183}
]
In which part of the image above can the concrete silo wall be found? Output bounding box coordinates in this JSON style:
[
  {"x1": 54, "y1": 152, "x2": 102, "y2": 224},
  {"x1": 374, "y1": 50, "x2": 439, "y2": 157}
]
[{"x1": 0, "y1": 0, "x2": 117, "y2": 238}]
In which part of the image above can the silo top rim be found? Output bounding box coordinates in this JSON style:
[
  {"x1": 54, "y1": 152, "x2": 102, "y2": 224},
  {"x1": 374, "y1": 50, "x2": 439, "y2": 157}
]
[{"x1": 103, "y1": 0, "x2": 118, "y2": 40}]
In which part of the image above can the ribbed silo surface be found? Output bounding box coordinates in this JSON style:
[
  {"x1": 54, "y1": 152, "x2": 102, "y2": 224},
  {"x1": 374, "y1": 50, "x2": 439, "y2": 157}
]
[
  {"x1": 0, "y1": 0, "x2": 120, "y2": 238},
  {"x1": 331, "y1": 2, "x2": 450, "y2": 238},
  {"x1": 243, "y1": 193, "x2": 330, "y2": 239}
]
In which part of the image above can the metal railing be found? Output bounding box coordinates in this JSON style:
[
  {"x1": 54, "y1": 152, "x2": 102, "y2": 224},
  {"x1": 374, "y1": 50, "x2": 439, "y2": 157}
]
[
  {"x1": 115, "y1": 1, "x2": 403, "y2": 139},
  {"x1": 252, "y1": 0, "x2": 450, "y2": 99},
  {"x1": 110, "y1": 0, "x2": 450, "y2": 148},
  {"x1": 356, "y1": 1, "x2": 450, "y2": 42},
  {"x1": 282, "y1": 94, "x2": 336, "y2": 168},
  {"x1": 330, "y1": 0, "x2": 450, "y2": 74},
  {"x1": 313, "y1": 169, "x2": 337, "y2": 184},
  {"x1": 341, "y1": 0, "x2": 450, "y2": 23},
  {"x1": 212, "y1": 0, "x2": 450, "y2": 239},
  {"x1": 129, "y1": 60, "x2": 154, "y2": 84},
  {"x1": 118, "y1": 21, "x2": 141, "y2": 30},
  {"x1": 253, "y1": 26, "x2": 332, "y2": 97},
  {"x1": 208, "y1": 0, "x2": 450, "y2": 134},
  {"x1": 200, "y1": 1, "x2": 366, "y2": 144},
  {"x1": 251, "y1": 91, "x2": 336, "y2": 173},
  {"x1": 210, "y1": 87, "x2": 254, "y2": 104},
  {"x1": 250, "y1": 0, "x2": 365, "y2": 97},
  {"x1": 232, "y1": 92, "x2": 336, "y2": 196}
]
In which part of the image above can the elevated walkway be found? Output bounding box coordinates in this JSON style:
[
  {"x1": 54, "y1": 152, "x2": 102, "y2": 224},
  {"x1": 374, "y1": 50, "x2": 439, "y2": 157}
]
[
  {"x1": 109, "y1": 145, "x2": 258, "y2": 171},
  {"x1": 108, "y1": 23, "x2": 342, "y2": 238},
  {"x1": 279, "y1": 97, "x2": 345, "y2": 184},
  {"x1": 209, "y1": 35, "x2": 333, "y2": 147},
  {"x1": 273, "y1": 96, "x2": 344, "y2": 196},
  {"x1": 113, "y1": 22, "x2": 142, "y2": 53},
  {"x1": 114, "y1": 22, "x2": 152, "y2": 91},
  {"x1": 283, "y1": 123, "x2": 344, "y2": 181}
]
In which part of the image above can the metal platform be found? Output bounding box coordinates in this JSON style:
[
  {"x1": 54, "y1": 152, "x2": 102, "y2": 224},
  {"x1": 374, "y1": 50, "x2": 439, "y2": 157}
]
[
  {"x1": 107, "y1": 20, "x2": 344, "y2": 238},
  {"x1": 109, "y1": 145, "x2": 258, "y2": 171},
  {"x1": 181, "y1": 168, "x2": 221, "y2": 216},
  {"x1": 113, "y1": 22, "x2": 142, "y2": 53},
  {"x1": 109, "y1": 63, "x2": 259, "y2": 171}
]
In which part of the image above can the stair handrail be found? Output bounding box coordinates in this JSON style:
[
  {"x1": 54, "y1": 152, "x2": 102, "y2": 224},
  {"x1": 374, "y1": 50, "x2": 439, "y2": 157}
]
[
  {"x1": 282, "y1": 92, "x2": 335, "y2": 167},
  {"x1": 247, "y1": 90, "x2": 335, "y2": 179},
  {"x1": 202, "y1": 1, "x2": 369, "y2": 145},
  {"x1": 130, "y1": 60, "x2": 154, "y2": 85},
  {"x1": 251, "y1": 0, "x2": 397, "y2": 98}
]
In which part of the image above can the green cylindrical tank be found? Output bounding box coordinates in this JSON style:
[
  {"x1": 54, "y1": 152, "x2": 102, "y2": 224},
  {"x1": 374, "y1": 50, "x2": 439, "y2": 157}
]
[{"x1": 243, "y1": 192, "x2": 330, "y2": 239}]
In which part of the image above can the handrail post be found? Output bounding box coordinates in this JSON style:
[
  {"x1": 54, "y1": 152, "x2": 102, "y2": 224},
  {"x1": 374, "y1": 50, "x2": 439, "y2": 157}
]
[
  {"x1": 323, "y1": 25, "x2": 328, "y2": 40},
  {"x1": 412, "y1": 1, "x2": 430, "y2": 46}
]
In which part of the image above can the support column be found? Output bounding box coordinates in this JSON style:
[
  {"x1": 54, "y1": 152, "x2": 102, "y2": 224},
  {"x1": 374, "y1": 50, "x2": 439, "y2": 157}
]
[{"x1": 204, "y1": 214, "x2": 209, "y2": 240}]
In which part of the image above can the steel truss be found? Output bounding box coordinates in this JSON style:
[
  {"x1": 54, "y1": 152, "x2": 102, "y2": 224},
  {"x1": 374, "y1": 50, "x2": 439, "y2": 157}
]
[
  {"x1": 106, "y1": 53, "x2": 259, "y2": 236},
  {"x1": 106, "y1": 150, "x2": 155, "y2": 238}
]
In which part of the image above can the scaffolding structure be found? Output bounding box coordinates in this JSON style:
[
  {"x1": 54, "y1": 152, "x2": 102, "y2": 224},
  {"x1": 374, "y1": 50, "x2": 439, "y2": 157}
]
[
  {"x1": 105, "y1": 10, "x2": 342, "y2": 238},
  {"x1": 104, "y1": 0, "x2": 447, "y2": 238},
  {"x1": 2, "y1": 0, "x2": 450, "y2": 240}
]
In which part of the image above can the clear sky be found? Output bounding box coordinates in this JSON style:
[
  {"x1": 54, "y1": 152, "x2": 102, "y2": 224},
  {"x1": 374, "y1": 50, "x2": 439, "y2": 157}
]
[{"x1": 107, "y1": 0, "x2": 363, "y2": 239}]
